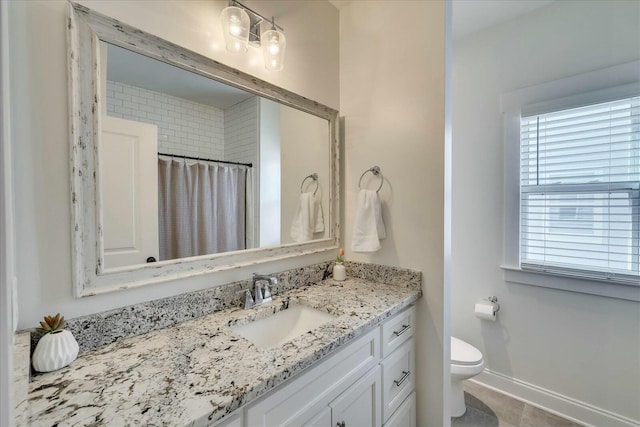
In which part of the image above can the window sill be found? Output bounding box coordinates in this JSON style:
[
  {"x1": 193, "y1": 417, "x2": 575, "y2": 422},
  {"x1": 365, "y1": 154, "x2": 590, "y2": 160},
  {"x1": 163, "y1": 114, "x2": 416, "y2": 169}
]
[{"x1": 501, "y1": 265, "x2": 640, "y2": 302}]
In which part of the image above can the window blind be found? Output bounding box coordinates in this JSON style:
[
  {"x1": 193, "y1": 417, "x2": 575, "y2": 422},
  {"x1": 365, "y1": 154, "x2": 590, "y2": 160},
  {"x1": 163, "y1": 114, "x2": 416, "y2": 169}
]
[{"x1": 520, "y1": 96, "x2": 640, "y2": 285}]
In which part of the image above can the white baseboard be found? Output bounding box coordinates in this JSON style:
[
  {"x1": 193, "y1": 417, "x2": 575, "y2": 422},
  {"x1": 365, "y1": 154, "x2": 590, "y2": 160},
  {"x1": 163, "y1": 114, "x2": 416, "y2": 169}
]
[{"x1": 473, "y1": 370, "x2": 639, "y2": 427}]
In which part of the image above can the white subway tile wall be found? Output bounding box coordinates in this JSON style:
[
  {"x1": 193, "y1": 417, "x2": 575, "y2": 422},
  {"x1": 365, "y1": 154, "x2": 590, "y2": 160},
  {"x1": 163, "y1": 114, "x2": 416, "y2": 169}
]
[
  {"x1": 106, "y1": 80, "x2": 226, "y2": 159},
  {"x1": 224, "y1": 97, "x2": 259, "y2": 166}
]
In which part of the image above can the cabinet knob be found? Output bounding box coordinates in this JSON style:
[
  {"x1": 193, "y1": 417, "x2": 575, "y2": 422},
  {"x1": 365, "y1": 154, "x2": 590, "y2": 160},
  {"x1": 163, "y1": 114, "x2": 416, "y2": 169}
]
[{"x1": 336, "y1": 422, "x2": 346, "y2": 427}]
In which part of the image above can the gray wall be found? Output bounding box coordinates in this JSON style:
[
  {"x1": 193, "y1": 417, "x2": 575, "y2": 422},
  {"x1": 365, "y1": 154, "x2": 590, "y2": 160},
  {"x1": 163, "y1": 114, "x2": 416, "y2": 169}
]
[
  {"x1": 452, "y1": 1, "x2": 640, "y2": 425},
  {"x1": 339, "y1": 2, "x2": 449, "y2": 425}
]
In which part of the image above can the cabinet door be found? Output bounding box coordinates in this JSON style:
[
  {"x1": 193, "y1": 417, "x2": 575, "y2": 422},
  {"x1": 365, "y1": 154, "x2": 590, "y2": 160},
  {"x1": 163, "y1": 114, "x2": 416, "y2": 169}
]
[
  {"x1": 211, "y1": 412, "x2": 242, "y2": 427},
  {"x1": 301, "y1": 406, "x2": 331, "y2": 427},
  {"x1": 330, "y1": 366, "x2": 381, "y2": 427},
  {"x1": 383, "y1": 392, "x2": 415, "y2": 427}
]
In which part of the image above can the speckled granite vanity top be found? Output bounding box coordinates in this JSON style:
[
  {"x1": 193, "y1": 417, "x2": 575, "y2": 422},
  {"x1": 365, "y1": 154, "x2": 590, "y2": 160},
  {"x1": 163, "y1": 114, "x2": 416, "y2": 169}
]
[{"x1": 19, "y1": 265, "x2": 421, "y2": 426}]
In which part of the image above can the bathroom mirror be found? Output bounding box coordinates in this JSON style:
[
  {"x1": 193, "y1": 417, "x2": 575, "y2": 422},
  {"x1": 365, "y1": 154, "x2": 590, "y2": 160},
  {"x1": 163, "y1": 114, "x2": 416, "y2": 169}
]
[{"x1": 68, "y1": 3, "x2": 339, "y2": 297}]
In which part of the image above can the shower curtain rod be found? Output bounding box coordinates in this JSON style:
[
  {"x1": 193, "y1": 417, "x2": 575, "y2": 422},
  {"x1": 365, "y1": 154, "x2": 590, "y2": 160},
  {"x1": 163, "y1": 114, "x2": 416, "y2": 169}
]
[{"x1": 158, "y1": 152, "x2": 253, "y2": 168}]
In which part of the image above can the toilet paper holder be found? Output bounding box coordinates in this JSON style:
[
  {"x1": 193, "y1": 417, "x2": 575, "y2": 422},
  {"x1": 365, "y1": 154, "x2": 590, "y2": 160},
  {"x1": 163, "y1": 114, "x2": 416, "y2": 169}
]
[
  {"x1": 485, "y1": 296, "x2": 500, "y2": 313},
  {"x1": 474, "y1": 296, "x2": 500, "y2": 321}
]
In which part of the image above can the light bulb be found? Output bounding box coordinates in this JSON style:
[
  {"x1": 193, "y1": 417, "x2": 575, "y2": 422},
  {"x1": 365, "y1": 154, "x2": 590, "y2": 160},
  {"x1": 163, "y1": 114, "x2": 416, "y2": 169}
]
[
  {"x1": 229, "y1": 16, "x2": 241, "y2": 36},
  {"x1": 268, "y1": 40, "x2": 280, "y2": 55}
]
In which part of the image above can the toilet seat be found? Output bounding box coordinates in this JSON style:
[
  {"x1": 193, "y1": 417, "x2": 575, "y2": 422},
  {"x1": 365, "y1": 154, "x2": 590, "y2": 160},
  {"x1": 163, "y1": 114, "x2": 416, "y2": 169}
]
[{"x1": 451, "y1": 337, "x2": 483, "y2": 366}]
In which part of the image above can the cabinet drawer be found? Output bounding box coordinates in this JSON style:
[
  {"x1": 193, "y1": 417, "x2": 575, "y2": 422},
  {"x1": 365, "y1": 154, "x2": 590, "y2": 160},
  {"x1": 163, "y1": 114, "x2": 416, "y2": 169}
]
[
  {"x1": 381, "y1": 339, "x2": 415, "y2": 423},
  {"x1": 383, "y1": 391, "x2": 416, "y2": 427},
  {"x1": 246, "y1": 328, "x2": 380, "y2": 427},
  {"x1": 381, "y1": 306, "x2": 415, "y2": 358}
]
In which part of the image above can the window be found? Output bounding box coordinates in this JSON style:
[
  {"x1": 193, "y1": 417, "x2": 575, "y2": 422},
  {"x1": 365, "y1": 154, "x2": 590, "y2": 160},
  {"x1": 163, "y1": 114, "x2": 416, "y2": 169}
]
[{"x1": 519, "y1": 96, "x2": 640, "y2": 284}]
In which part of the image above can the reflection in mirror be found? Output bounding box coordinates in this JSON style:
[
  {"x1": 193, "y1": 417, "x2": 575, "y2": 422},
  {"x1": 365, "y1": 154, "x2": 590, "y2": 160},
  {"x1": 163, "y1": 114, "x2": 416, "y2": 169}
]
[
  {"x1": 69, "y1": 3, "x2": 338, "y2": 296},
  {"x1": 99, "y1": 42, "x2": 330, "y2": 270}
]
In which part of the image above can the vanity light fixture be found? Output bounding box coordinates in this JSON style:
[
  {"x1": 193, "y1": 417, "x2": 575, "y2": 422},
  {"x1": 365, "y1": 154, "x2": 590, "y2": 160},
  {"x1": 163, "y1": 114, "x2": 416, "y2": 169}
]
[{"x1": 220, "y1": 0, "x2": 286, "y2": 70}]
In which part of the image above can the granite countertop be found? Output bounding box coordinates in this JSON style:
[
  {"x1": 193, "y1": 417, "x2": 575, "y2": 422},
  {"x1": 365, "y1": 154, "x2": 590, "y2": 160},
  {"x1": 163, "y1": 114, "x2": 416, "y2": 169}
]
[{"x1": 20, "y1": 276, "x2": 421, "y2": 426}]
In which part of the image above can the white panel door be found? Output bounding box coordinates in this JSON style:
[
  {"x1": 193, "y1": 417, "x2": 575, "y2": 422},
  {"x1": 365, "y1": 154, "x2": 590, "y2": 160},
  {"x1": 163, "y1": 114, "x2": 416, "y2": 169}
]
[{"x1": 101, "y1": 115, "x2": 158, "y2": 269}]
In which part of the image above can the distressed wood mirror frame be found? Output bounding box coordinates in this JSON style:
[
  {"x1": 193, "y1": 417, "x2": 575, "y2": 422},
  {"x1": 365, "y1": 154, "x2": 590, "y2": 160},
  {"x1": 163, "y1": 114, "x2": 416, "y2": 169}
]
[{"x1": 68, "y1": 3, "x2": 340, "y2": 297}]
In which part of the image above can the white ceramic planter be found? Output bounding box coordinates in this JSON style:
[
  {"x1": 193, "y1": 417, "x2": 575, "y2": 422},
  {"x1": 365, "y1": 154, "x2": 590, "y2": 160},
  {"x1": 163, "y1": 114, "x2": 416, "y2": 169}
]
[
  {"x1": 32, "y1": 330, "x2": 79, "y2": 373},
  {"x1": 333, "y1": 262, "x2": 346, "y2": 281}
]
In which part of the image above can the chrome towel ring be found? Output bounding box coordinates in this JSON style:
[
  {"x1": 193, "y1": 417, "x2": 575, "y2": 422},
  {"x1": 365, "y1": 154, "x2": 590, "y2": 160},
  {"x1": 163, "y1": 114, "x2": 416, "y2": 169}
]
[
  {"x1": 300, "y1": 173, "x2": 319, "y2": 195},
  {"x1": 358, "y1": 166, "x2": 384, "y2": 192}
]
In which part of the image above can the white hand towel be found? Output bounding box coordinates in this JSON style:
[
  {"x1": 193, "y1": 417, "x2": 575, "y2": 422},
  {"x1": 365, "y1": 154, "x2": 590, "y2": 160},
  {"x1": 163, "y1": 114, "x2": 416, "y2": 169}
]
[
  {"x1": 314, "y1": 194, "x2": 325, "y2": 233},
  {"x1": 351, "y1": 189, "x2": 386, "y2": 252},
  {"x1": 290, "y1": 192, "x2": 316, "y2": 242}
]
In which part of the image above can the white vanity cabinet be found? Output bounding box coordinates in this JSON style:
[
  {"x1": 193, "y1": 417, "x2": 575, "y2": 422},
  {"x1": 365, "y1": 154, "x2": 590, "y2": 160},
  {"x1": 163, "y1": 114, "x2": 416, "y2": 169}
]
[{"x1": 215, "y1": 305, "x2": 416, "y2": 427}]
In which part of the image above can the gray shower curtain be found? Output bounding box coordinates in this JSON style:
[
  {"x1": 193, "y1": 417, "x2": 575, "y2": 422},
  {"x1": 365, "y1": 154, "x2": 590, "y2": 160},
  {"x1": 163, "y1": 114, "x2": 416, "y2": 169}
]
[{"x1": 158, "y1": 158, "x2": 248, "y2": 261}]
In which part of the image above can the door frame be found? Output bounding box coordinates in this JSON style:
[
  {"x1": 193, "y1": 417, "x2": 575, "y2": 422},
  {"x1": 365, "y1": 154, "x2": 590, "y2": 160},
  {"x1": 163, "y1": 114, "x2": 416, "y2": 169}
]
[{"x1": 0, "y1": 1, "x2": 16, "y2": 425}]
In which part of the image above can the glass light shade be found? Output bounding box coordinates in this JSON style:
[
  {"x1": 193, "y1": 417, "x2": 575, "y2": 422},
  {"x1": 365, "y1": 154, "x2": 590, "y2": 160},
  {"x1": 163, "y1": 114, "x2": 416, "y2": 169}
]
[
  {"x1": 221, "y1": 6, "x2": 250, "y2": 53},
  {"x1": 262, "y1": 29, "x2": 286, "y2": 71}
]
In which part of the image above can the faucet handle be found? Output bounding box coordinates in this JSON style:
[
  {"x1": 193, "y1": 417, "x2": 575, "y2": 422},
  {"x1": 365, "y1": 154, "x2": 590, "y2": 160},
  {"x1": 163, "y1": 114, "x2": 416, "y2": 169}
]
[
  {"x1": 243, "y1": 290, "x2": 255, "y2": 309},
  {"x1": 263, "y1": 284, "x2": 272, "y2": 302},
  {"x1": 254, "y1": 283, "x2": 264, "y2": 304}
]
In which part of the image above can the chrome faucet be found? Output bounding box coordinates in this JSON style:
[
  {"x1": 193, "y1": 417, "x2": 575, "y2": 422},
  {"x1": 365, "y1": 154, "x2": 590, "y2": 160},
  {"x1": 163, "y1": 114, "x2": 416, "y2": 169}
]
[{"x1": 242, "y1": 274, "x2": 278, "y2": 309}]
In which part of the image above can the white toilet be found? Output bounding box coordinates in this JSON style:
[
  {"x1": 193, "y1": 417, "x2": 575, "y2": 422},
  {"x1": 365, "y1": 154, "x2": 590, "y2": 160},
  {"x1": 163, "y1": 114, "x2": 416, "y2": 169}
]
[{"x1": 450, "y1": 337, "x2": 485, "y2": 417}]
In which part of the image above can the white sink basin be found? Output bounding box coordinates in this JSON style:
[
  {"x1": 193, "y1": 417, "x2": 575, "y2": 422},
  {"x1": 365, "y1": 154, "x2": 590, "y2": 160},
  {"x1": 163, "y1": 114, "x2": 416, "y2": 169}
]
[{"x1": 232, "y1": 305, "x2": 337, "y2": 349}]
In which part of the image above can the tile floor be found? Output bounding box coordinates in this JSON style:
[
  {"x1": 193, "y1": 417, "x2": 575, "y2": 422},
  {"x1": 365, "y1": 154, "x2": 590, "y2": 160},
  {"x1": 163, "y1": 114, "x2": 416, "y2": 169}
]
[{"x1": 452, "y1": 381, "x2": 585, "y2": 427}]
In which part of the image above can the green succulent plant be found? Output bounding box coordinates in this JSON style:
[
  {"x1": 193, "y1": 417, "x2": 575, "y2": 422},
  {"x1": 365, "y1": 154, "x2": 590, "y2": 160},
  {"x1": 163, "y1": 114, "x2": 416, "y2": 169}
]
[{"x1": 37, "y1": 313, "x2": 65, "y2": 334}]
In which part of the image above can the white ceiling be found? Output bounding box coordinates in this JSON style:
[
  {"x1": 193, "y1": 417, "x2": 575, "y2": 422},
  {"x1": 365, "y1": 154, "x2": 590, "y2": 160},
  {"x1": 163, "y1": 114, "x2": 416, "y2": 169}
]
[
  {"x1": 106, "y1": 43, "x2": 253, "y2": 110},
  {"x1": 329, "y1": 0, "x2": 555, "y2": 40}
]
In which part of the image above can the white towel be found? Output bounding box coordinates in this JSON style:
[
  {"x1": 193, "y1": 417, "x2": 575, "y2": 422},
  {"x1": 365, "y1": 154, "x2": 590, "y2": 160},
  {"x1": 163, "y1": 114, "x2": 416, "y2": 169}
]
[
  {"x1": 351, "y1": 189, "x2": 386, "y2": 252},
  {"x1": 290, "y1": 193, "x2": 324, "y2": 242},
  {"x1": 314, "y1": 197, "x2": 325, "y2": 233}
]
